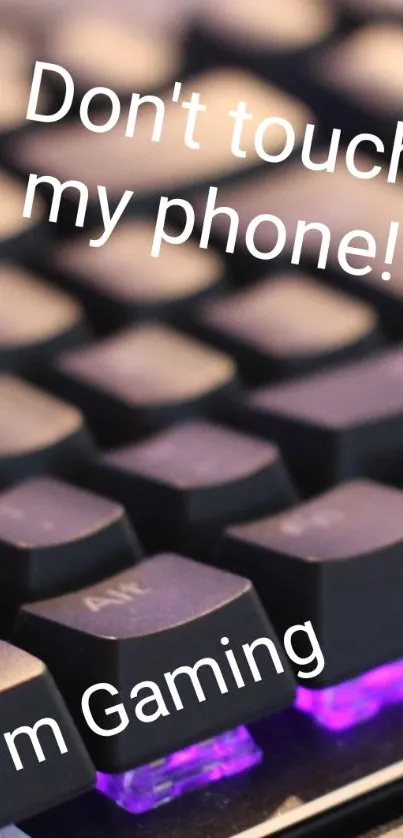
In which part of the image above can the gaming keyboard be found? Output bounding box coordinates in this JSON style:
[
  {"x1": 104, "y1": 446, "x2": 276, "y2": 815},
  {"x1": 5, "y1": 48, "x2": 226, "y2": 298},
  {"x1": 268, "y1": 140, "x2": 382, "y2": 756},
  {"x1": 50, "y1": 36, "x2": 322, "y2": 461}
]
[{"x1": 2, "y1": 0, "x2": 403, "y2": 836}]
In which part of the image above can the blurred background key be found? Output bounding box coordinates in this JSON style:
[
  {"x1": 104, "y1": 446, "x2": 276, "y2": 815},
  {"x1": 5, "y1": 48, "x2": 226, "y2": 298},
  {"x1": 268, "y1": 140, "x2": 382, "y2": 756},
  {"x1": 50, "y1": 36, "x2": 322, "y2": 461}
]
[
  {"x1": 191, "y1": 273, "x2": 382, "y2": 383},
  {"x1": 0, "y1": 375, "x2": 95, "y2": 487},
  {"x1": 49, "y1": 220, "x2": 226, "y2": 333},
  {"x1": 50, "y1": 325, "x2": 239, "y2": 445},
  {"x1": 0, "y1": 264, "x2": 88, "y2": 373},
  {"x1": 90, "y1": 419, "x2": 297, "y2": 556}
]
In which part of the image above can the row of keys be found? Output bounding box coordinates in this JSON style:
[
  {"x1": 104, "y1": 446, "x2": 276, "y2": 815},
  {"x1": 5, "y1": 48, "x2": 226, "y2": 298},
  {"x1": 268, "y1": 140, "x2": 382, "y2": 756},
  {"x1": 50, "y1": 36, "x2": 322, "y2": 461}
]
[
  {"x1": 2, "y1": 467, "x2": 403, "y2": 722},
  {"x1": 7, "y1": 337, "x2": 403, "y2": 523},
  {"x1": 0, "y1": 253, "x2": 387, "y2": 384},
  {"x1": 4, "y1": 467, "x2": 403, "y2": 784},
  {"x1": 7, "y1": 333, "x2": 403, "y2": 502}
]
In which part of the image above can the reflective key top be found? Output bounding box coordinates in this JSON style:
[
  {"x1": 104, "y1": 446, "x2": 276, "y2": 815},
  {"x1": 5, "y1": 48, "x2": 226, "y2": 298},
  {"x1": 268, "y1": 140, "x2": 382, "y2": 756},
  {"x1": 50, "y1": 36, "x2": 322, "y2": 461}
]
[
  {"x1": 193, "y1": 274, "x2": 381, "y2": 383},
  {"x1": 0, "y1": 477, "x2": 142, "y2": 635},
  {"x1": 241, "y1": 346, "x2": 403, "y2": 493},
  {"x1": 51, "y1": 220, "x2": 225, "y2": 331},
  {"x1": 91, "y1": 420, "x2": 297, "y2": 555},
  {"x1": 0, "y1": 265, "x2": 88, "y2": 373},
  {"x1": 51, "y1": 325, "x2": 239, "y2": 445},
  {"x1": 221, "y1": 479, "x2": 403, "y2": 686},
  {"x1": 0, "y1": 641, "x2": 94, "y2": 828},
  {"x1": 13, "y1": 555, "x2": 296, "y2": 772},
  {"x1": 0, "y1": 376, "x2": 95, "y2": 488}
]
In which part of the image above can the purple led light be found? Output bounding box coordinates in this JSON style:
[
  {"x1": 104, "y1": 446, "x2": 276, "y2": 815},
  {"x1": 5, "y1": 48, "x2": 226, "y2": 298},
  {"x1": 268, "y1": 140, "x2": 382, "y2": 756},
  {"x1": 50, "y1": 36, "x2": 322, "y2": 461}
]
[
  {"x1": 296, "y1": 657, "x2": 403, "y2": 731},
  {"x1": 96, "y1": 726, "x2": 262, "y2": 814}
]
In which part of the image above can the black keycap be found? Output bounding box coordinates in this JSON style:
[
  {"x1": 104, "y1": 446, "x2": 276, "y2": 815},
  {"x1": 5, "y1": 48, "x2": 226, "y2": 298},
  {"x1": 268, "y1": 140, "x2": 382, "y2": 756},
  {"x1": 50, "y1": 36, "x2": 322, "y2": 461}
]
[
  {"x1": 0, "y1": 641, "x2": 94, "y2": 829},
  {"x1": 50, "y1": 325, "x2": 239, "y2": 445},
  {"x1": 221, "y1": 479, "x2": 403, "y2": 686},
  {"x1": 13, "y1": 555, "x2": 296, "y2": 772},
  {"x1": 12, "y1": 70, "x2": 311, "y2": 223},
  {"x1": 0, "y1": 477, "x2": 142, "y2": 635},
  {"x1": 91, "y1": 420, "x2": 297, "y2": 555},
  {"x1": 240, "y1": 346, "x2": 403, "y2": 494},
  {"x1": 193, "y1": 274, "x2": 381, "y2": 383},
  {"x1": 0, "y1": 375, "x2": 95, "y2": 488},
  {"x1": 0, "y1": 265, "x2": 88, "y2": 374},
  {"x1": 50, "y1": 220, "x2": 226, "y2": 332}
]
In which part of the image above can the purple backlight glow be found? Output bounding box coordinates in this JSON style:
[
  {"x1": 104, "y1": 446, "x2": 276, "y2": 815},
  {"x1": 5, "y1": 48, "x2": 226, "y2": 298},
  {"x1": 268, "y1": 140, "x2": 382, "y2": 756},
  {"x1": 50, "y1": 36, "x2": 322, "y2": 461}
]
[
  {"x1": 296, "y1": 657, "x2": 403, "y2": 731},
  {"x1": 96, "y1": 726, "x2": 262, "y2": 814}
]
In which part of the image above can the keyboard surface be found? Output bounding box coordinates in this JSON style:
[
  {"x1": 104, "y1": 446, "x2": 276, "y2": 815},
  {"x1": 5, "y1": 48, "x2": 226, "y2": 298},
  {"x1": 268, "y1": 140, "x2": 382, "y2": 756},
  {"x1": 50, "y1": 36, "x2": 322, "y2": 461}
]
[{"x1": 2, "y1": 1, "x2": 403, "y2": 836}]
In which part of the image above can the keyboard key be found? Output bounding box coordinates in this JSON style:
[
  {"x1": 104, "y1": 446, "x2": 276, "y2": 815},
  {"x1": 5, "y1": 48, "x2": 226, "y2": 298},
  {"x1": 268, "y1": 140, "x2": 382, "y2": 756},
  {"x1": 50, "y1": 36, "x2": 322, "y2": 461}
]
[
  {"x1": 51, "y1": 220, "x2": 226, "y2": 331},
  {"x1": 0, "y1": 641, "x2": 94, "y2": 828},
  {"x1": 0, "y1": 477, "x2": 142, "y2": 635},
  {"x1": 43, "y1": 12, "x2": 182, "y2": 100},
  {"x1": 221, "y1": 480, "x2": 403, "y2": 686},
  {"x1": 51, "y1": 325, "x2": 239, "y2": 445},
  {"x1": 13, "y1": 69, "x2": 311, "y2": 218},
  {"x1": 0, "y1": 265, "x2": 88, "y2": 373},
  {"x1": 204, "y1": 162, "x2": 403, "y2": 334},
  {"x1": 240, "y1": 346, "x2": 403, "y2": 494},
  {"x1": 193, "y1": 273, "x2": 381, "y2": 383},
  {"x1": 0, "y1": 376, "x2": 95, "y2": 488},
  {"x1": 91, "y1": 420, "x2": 297, "y2": 555},
  {"x1": 13, "y1": 555, "x2": 296, "y2": 772}
]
